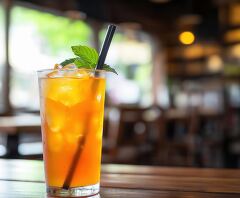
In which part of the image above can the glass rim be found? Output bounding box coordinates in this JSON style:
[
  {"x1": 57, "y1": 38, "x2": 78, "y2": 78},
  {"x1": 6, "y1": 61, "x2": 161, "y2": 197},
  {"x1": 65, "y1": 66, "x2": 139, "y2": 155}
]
[{"x1": 37, "y1": 68, "x2": 107, "y2": 73}]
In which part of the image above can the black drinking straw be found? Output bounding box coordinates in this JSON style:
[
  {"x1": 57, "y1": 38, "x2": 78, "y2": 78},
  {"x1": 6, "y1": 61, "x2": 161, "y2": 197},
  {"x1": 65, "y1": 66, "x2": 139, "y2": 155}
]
[
  {"x1": 96, "y1": 24, "x2": 116, "y2": 70},
  {"x1": 62, "y1": 24, "x2": 116, "y2": 190}
]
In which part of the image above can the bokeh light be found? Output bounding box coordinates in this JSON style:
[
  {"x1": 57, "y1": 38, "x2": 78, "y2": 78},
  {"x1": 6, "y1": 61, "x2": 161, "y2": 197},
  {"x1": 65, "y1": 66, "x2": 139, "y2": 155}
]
[{"x1": 179, "y1": 31, "x2": 195, "y2": 45}]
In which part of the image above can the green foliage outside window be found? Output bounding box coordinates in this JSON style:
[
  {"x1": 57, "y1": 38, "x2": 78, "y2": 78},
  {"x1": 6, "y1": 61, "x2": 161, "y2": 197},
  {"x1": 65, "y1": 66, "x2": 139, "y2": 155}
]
[{"x1": 12, "y1": 6, "x2": 92, "y2": 55}]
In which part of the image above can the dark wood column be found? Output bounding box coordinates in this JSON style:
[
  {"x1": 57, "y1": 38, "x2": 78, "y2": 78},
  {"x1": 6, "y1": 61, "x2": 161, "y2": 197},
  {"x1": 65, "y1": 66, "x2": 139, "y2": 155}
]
[
  {"x1": 151, "y1": 36, "x2": 169, "y2": 108},
  {"x1": 89, "y1": 20, "x2": 103, "y2": 52}
]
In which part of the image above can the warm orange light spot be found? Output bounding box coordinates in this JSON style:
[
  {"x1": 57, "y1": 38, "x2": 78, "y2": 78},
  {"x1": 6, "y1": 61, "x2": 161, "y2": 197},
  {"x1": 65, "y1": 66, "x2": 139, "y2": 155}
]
[{"x1": 179, "y1": 31, "x2": 195, "y2": 45}]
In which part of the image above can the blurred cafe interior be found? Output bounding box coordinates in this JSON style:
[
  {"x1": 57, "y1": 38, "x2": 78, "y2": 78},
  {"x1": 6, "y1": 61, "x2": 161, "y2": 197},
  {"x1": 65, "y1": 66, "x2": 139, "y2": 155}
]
[{"x1": 0, "y1": 0, "x2": 240, "y2": 168}]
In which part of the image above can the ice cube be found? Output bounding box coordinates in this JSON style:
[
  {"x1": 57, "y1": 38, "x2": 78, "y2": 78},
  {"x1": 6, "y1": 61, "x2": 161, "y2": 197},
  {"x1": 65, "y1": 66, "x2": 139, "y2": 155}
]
[
  {"x1": 61, "y1": 69, "x2": 91, "y2": 79},
  {"x1": 47, "y1": 131, "x2": 63, "y2": 152},
  {"x1": 96, "y1": 94, "x2": 102, "y2": 102},
  {"x1": 74, "y1": 70, "x2": 91, "y2": 78},
  {"x1": 44, "y1": 98, "x2": 68, "y2": 132},
  {"x1": 65, "y1": 103, "x2": 86, "y2": 144},
  {"x1": 91, "y1": 114, "x2": 103, "y2": 141},
  {"x1": 47, "y1": 70, "x2": 65, "y2": 78},
  {"x1": 47, "y1": 64, "x2": 90, "y2": 78},
  {"x1": 62, "y1": 63, "x2": 77, "y2": 70},
  {"x1": 42, "y1": 77, "x2": 91, "y2": 106},
  {"x1": 65, "y1": 119, "x2": 84, "y2": 145},
  {"x1": 54, "y1": 64, "x2": 62, "y2": 69},
  {"x1": 66, "y1": 131, "x2": 84, "y2": 145}
]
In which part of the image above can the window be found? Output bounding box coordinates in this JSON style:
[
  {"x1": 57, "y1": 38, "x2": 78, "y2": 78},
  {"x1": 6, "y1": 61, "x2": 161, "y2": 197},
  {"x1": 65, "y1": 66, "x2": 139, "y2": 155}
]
[
  {"x1": 100, "y1": 27, "x2": 153, "y2": 106},
  {"x1": 9, "y1": 6, "x2": 92, "y2": 110}
]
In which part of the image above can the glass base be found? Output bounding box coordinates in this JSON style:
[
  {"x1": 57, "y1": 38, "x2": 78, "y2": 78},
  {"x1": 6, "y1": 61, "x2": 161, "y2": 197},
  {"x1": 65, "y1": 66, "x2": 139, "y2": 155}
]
[{"x1": 47, "y1": 183, "x2": 99, "y2": 197}]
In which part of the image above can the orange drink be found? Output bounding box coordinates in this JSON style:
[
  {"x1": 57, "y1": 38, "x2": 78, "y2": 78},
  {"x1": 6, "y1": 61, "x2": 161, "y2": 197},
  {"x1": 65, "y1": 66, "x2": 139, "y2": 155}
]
[{"x1": 38, "y1": 69, "x2": 106, "y2": 197}]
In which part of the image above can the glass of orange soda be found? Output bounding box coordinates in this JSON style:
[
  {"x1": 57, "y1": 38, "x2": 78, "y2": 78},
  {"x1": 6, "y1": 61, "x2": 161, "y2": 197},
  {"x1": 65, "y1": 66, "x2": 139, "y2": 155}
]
[{"x1": 38, "y1": 68, "x2": 106, "y2": 197}]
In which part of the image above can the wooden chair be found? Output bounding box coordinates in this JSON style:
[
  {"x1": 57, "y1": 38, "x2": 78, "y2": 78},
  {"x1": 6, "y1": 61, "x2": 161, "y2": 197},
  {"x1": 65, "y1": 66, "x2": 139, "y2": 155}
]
[
  {"x1": 163, "y1": 108, "x2": 200, "y2": 166},
  {"x1": 198, "y1": 110, "x2": 225, "y2": 167},
  {"x1": 102, "y1": 105, "x2": 166, "y2": 165}
]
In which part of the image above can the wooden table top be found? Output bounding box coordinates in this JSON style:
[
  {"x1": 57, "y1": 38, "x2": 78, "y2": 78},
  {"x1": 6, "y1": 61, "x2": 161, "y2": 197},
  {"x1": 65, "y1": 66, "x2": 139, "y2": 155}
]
[{"x1": 0, "y1": 159, "x2": 239, "y2": 197}]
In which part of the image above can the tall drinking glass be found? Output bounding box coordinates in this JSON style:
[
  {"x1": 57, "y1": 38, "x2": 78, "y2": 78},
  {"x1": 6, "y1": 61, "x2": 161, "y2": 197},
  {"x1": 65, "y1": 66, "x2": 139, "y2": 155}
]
[{"x1": 38, "y1": 69, "x2": 106, "y2": 197}]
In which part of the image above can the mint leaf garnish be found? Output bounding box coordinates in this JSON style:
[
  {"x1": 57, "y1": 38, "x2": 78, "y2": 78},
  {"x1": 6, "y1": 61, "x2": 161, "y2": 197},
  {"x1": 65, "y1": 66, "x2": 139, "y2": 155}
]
[
  {"x1": 103, "y1": 64, "x2": 118, "y2": 75},
  {"x1": 71, "y1": 46, "x2": 98, "y2": 66},
  {"x1": 60, "y1": 45, "x2": 117, "y2": 74},
  {"x1": 60, "y1": 58, "x2": 76, "y2": 67},
  {"x1": 74, "y1": 58, "x2": 92, "y2": 69}
]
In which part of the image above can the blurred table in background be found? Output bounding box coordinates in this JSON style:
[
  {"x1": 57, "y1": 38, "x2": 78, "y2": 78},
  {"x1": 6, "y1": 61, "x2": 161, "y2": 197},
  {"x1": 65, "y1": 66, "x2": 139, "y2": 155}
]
[
  {"x1": 0, "y1": 107, "x2": 237, "y2": 168},
  {"x1": 0, "y1": 159, "x2": 239, "y2": 197},
  {"x1": 0, "y1": 114, "x2": 41, "y2": 132},
  {"x1": 0, "y1": 114, "x2": 41, "y2": 158}
]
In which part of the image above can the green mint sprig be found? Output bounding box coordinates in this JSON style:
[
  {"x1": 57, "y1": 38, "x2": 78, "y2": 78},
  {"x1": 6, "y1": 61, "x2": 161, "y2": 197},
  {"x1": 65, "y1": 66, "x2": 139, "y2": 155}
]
[{"x1": 60, "y1": 45, "x2": 117, "y2": 74}]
